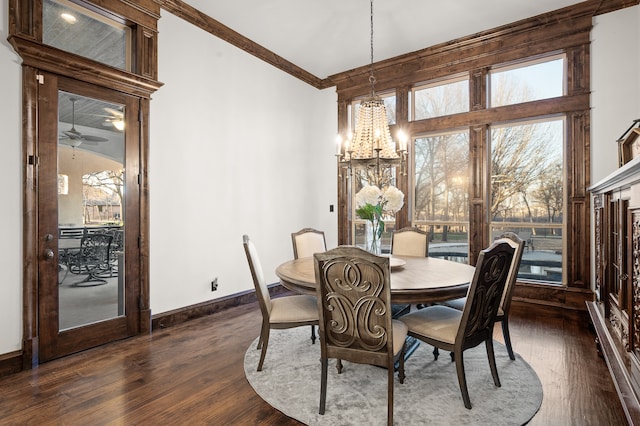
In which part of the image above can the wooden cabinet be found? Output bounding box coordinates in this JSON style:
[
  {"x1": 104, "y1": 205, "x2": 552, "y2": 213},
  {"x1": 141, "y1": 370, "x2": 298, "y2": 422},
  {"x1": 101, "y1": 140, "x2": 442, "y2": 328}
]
[{"x1": 589, "y1": 158, "x2": 640, "y2": 424}]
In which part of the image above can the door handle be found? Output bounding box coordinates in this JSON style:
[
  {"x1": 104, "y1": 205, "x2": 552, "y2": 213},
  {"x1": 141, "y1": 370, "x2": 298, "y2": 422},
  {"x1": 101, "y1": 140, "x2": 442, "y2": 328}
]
[{"x1": 44, "y1": 249, "x2": 55, "y2": 260}]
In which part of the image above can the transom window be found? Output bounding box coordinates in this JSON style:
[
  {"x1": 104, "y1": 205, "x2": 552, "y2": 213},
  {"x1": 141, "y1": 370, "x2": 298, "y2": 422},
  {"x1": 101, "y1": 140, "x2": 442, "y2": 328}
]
[
  {"x1": 411, "y1": 76, "x2": 469, "y2": 121},
  {"x1": 43, "y1": 0, "x2": 131, "y2": 71},
  {"x1": 489, "y1": 55, "x2": 565, "y2": 107}
]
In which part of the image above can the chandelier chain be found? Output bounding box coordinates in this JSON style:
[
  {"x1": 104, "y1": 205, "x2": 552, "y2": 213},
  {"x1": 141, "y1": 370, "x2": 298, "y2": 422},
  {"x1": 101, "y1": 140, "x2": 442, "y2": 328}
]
[{"x1": 369, "y1": 0, "x2": 375, "y2": 95}]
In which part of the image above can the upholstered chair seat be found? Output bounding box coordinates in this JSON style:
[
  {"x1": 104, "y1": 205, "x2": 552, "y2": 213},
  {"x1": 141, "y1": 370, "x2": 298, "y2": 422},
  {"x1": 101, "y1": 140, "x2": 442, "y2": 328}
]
[{"x1": 269, "y1": 296, "x2": 318, "y2": 324}]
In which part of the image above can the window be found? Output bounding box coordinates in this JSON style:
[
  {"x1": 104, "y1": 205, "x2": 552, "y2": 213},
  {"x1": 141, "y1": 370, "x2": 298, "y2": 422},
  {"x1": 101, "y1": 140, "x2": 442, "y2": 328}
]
[
  {"x1": 43, "y1": 0, "x2": 131, "y2": 71},
  {"x1": 351, "y1": 92, "x2": 397, "y2": 127},
  {"x1": 490, "y1": 118, "x2": 564, "y2": 283},
  {"x1": 411, "y1": 76, "x2": 469, "y2": 120},
  {"x1": 489, "y1": 56, "x2": 564, "y2": 107},
  {"x1": 413, "y1": 130, "x2": 470, "y2": 263},
  {"x1": 337, "y1": 17, "x2": 590, "y2": 295}
]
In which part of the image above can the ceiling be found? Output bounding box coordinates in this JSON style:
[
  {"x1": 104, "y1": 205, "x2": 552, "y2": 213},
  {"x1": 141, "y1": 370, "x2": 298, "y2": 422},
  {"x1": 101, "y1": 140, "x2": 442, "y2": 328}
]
[{"x1": 185, "y1": 0, "x2": 586, "y2": 79}]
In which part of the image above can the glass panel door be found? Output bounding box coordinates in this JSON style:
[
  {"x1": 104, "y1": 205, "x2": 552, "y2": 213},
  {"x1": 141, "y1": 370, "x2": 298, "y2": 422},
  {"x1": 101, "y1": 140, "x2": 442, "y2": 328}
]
[
  {"x1": 37, "y1": 73, "x2": 140, "y2": 362},
  {"x1": 57, "y1": 91, "x2": 126, "y2": 330}
]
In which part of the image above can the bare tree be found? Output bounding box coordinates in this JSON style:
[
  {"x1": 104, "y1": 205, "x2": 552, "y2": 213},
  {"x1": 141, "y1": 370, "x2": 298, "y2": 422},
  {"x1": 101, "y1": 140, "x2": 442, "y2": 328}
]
[
  {"x1": 82, "y1": 170, "x2": 124, "y2": 223},
  {"x1": 490, "y1": 123, "x2": 554, "y2": 221},
  {"x1": 533, "y1": 161, "x2": 563, "y2": 224}
]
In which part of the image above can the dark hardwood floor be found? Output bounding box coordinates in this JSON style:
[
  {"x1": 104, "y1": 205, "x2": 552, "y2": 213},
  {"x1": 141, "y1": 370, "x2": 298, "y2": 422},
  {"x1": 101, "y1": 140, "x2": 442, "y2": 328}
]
[{"x1": 0, "y1": 300, "x2": 627, "y2": 425}]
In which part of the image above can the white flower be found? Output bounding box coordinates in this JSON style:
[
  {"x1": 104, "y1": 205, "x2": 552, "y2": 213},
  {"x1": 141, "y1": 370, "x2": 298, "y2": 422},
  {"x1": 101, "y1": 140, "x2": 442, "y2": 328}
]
[
  {"x1": 355, "y1": 185, "x2": 382, "y2": 208},
  {"x1": 383, "y1": 186, "x2": 405, "y2": 213}
]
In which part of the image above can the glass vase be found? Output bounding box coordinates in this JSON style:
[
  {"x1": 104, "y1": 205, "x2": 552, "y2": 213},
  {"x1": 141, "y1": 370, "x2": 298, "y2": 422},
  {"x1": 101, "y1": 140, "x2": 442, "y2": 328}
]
[{"x1": 367, "y1": 219, "x2": 382, "y2": 256}]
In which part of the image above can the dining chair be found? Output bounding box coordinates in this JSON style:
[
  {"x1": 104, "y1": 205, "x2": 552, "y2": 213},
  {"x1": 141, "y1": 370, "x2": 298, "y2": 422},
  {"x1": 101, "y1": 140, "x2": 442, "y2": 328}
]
[
  {"x1": 391, "y1": 226, "x2": 428, "y2": 257},
  {"x1": 291, "y1": 227, "x2": 327, "y2": 259},
  {"x1": 291, "y1": 227, "x2": 327, "y2": 342},
  {"x1": 441, "y1": 232, "x2": 525, "y2": 360},
  {"x1": 314, "y1": 246, "x2": 406, "y2": 426},
  {"x1": 390, "y1": 226, "x2": 428, "y2": 317},
  {"x1": 399, "y1": 239, "x2": 515, "y2": 409},
  {"x1": 242, "y1": 234, "x2": 319, "y2": 372}
]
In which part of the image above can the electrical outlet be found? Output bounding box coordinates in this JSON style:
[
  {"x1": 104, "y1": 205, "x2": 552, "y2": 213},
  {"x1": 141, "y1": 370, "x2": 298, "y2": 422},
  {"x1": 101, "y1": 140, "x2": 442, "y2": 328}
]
[{"x1": 211, "y1": 277, "x2": 218, "y2": 291}]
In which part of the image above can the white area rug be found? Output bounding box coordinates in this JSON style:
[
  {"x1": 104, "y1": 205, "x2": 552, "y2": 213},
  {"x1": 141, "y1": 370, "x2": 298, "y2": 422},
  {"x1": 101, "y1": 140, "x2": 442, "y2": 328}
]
[{"x1": 245, "y1": 328, "x2": 542, "y2": 426}]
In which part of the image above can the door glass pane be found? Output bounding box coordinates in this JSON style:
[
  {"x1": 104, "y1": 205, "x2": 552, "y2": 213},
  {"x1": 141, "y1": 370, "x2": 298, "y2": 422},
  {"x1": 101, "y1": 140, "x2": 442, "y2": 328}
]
[
  {"x1": 57, "y1": 91, "x2": 125, "y2": 330},
  {"x1": 43, "y1": 0, "x2": 131, "y2": 71}
]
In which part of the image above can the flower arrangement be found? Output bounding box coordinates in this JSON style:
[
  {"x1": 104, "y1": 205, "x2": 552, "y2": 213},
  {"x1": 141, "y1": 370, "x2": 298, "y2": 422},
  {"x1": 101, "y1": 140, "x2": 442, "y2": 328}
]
[{"x1": 355, "y1": 185, "x2": 404, "y2": 254}]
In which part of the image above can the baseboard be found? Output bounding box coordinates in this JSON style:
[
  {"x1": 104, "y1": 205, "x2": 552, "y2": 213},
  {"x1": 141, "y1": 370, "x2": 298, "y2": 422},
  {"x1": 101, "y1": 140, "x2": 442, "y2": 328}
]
[
  {"x1": 151, "y1": 283, "x2": 288, "y2": 330},
  {"x1": 0, "y1": 350, "x2": 23, "y2": 378},
  {"x1": 512, "y1": 282, "x2": 594, "y2": 310}
]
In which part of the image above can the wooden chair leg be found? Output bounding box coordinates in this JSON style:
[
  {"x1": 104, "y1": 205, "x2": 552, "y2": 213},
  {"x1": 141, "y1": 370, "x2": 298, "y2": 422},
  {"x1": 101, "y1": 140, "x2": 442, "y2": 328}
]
[
  {"x1": 319, "y1": 358, "x2": 328, "y2": 415},
  {"x1": 310, "y1": 325, "x2": 316, "y2": 344},
  {"x1": 501, "y1": 319, "x2": 516, "y2": 360},
  {"x1": 433, "y1": 346, "x2": 439, "y2": 360},
  {"x1": 336, "y1": 359, "x2": 343, "y2": 374},
  {"x1": 256, "y1": 324, "x2": 270, "y2": 372},
  {"x1": 398, "y1": 344, "x2": 406, "y2": 384},
  {"x1": 486, "y1": 338, "x2": 501, "y2": 387},
  {"x1": 387, "y1": 360, "x2": 394, "y2": 426},
  {"x1": 454, "y1": 349, "x2": 472, "y2": 409},
  {"x1": 256, "y1": 321, "x2": 267, "y2": 350}
]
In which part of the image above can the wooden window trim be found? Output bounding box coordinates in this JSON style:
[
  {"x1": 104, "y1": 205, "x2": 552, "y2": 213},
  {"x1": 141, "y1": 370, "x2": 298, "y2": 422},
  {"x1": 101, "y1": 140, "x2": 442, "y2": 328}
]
[{"x1": 334, "y1": 4, "x2": 594, "y2": 301}]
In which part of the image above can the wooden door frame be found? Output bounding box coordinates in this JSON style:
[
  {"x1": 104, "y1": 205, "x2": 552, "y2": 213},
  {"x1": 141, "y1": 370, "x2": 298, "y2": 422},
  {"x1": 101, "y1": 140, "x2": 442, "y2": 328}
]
[
  {"x1": 35, "y1": 74, "x2": 145, "y2": 361},
  {"x1": 20, "y1": 66, "x2": 156, "y2": 366},
  {"x1": 8, "y1": 0, "x2": 162, "y2": 368}
]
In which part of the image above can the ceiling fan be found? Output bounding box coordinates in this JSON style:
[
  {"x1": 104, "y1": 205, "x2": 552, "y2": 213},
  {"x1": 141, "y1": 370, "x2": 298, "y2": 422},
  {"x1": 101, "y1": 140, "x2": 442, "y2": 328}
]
[
  {"x1": 101, "y1": 107, "x2": 125, "y2": 130},
  {"x1": 59, "y1": 97, "x2": 109, "y2": 146}
]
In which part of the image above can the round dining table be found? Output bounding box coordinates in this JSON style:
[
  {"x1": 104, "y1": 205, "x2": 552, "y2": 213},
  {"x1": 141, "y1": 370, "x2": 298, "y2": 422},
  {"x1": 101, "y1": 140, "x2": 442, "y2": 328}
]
[{"x1": 275, "y1": 255, "x2": 476, "y2": 304}]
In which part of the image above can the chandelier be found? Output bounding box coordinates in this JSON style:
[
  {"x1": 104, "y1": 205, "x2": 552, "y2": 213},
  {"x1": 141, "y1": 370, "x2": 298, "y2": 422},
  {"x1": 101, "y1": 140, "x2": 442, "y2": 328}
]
[{"x1": 335, "y1": 0, "x2": 408, "y2": 188}]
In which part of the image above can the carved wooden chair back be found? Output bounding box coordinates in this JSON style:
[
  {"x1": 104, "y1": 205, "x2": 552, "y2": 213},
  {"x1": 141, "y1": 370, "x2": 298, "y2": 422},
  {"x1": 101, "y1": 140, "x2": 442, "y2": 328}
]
[
  {"x1": 314, "y1": 246, "x2": 406, "y2": 425},
  {"x1": 458, "y1": 240, "x2": 515, "y2": 351}
]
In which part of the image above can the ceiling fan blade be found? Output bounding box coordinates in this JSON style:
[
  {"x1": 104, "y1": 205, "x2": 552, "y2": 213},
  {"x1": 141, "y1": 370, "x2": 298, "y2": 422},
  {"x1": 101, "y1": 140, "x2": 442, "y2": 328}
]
[
  {"x1": 104, "y1": 107, "x2": 124, "y2": 118},
  {"x1": 63, "y1": 130, "x2": 82, "y2": 139},
  {"x1": 62, "y1": 98, "x2": 110, "y2": 143},
  {"x1": 81, "y1": 135, "x2": 109, "y2": 142}
]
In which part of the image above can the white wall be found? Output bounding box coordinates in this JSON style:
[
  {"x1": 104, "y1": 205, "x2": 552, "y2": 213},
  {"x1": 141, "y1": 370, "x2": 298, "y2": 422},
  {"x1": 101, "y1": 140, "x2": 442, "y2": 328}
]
[
  {"x1": 591, "y1": 5, "x2": 640, "y2": 183},
  {"x1": 590, "y1": 6, "x2": 640, "y2": 291},
  {"x1": 0, "y1": 0, "x2": 25, "y2": 354},
  {"x1": 149, "y1": 11, "x2": 337, "y2": 313}
]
